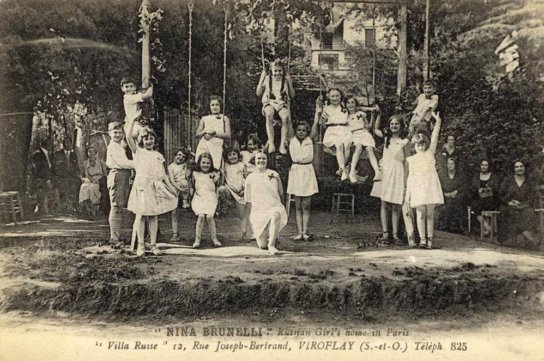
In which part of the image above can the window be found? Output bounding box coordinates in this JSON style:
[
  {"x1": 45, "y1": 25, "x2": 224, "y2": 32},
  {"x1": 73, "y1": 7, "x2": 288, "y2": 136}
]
[
  {"x1": 322, "y1": 32, "x2": 334, "y2": 50},
  {"x1": 318, "y1": 54, "x2": 339, "y2": 70},
  {"x1": 365, "y1": 28, "x2": 376, "y2": 48}
]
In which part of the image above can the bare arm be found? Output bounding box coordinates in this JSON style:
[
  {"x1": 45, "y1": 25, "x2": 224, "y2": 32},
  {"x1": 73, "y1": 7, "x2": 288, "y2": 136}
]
[
  {"x1": 215, "y1": 116, "x2": 231, "y2": 140},
  {"x1": 195, "y1": 118, "x2": 206, "y2": 138},
  {"x1": 429, "y1": 111, "x2": 442, "y2": 154},
  {"x1": 141, "y1": 85, "x2": 153, "y2": 100},
  {"x1": 285, "y1": 74, "x2": 295, "y2": 99},
  {"x1": 276, "y1": 175, "x2": 284, "y2": 204},
  {"x1": 256, "y1": 71, "x2": 266, "y2": 97},
  {"x1": 373, "y1": 106, "x2": 383, "y2": 138},
  {"x1": 126, "y1": 118, "x2": 138, "y2": 153},
  {"x1": 310, "y1": 101, "x2": 321, "y2": 139}
]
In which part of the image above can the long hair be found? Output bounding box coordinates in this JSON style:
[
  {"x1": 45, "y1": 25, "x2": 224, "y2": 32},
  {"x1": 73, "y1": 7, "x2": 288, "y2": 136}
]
[
  {"x1": 194, "y1": 152, "x2": 217, "y2": 172},
  {"x1": 384, "y1": 114, "x2": 407, "y2": 148},
  {"x1": 268, "y1": 59, "x2": 287, "y2": 101}
]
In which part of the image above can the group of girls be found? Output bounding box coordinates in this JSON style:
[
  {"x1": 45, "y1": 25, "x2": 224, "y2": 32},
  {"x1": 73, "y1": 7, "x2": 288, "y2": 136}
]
[{"x1": 124, "y1": 57, "x2": 444, "y2": 256}]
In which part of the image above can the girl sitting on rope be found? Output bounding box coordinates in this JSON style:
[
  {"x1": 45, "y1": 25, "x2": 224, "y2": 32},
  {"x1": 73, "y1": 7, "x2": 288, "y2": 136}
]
[
  {"x1": 195, "y1": 95, "x2": 231, "y2": 170},
  {"x1": 317, "y1": 88, "x2": 352, "y2": 181},
  {"x1": 346, "y1": 95, "x2": 381, "y2": 183},
  {"x1": 256, "y1": 59, "x2": 295, "y2": 155}
]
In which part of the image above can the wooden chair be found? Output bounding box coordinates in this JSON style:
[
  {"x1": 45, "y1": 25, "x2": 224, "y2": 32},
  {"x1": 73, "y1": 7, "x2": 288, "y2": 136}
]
[
  {"x1": 285, "y1": 193, "x2": 296, "y2": 221},
  {"x1": 0, "y1": 191, "x2": 24, "y2": 224},
  {"x1": 331, "y1": 192, "x2": 355, "y2": 223},
  {"x1": 535, "y1": 185, "x2": 544, "y2": 238},
  {"x1": 480, "y1": 210, "x2": 500, "y2": 243}
]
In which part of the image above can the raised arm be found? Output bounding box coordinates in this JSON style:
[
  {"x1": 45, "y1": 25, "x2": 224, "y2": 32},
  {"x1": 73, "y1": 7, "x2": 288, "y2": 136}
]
[
  {"x1": 373, "y1": 106, "x2": 383, "y2": 139},
  {"x1": 429, "y1": 111, "x2": 442, "y2": 154},
  {"x1": 310, "y1": 100, "x2": 322, "y2": 139},
  {"x1": 256, "y1": 70, "x2": 267, "y2": 97},
  {"x1": 142, "y1": 85, "x2": 153, "y2": 100},
  {"x1": 126, "y1": 118, "x2": 138, "y2": 153},
  {"x1": 286, "y1": 74, "x2": 295, "y2": 99}
]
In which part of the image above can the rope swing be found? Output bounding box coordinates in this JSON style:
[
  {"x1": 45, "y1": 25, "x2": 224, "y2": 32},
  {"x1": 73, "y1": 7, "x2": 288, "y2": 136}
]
[{"x1": 187, "y1": 0, "x2": 194, "y2": 148}]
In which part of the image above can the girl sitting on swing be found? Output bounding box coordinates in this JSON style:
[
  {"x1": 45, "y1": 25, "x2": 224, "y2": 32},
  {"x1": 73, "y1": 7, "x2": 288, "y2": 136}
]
[{"x1": 256, "y1": 59, "x2": 295, "y2": 155}]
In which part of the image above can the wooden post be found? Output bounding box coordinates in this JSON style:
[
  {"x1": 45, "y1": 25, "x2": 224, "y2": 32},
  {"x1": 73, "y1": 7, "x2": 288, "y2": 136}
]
[
  {"x1": 423, "y1": 0, "x2": 430, "y2": 80},
  {"x1": 140, "y1": 0, "x2": 151, "y2": 89},
  {"x1": 397, "y1": 4, "x2": 407, "y2": 97}
]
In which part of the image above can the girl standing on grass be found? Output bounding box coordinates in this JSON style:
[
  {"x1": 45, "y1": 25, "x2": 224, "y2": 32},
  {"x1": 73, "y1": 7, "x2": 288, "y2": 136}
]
[
  {"x1": 245, "y1": 150, "x2": 288, "y2": 255},
  {"x1": 219, "y1": 145, "x2": 252, "y2": 241},
  {"x1": 318, "y1": 88, "x2": 352, "y2": 181},
  {"x1": 126, "y1": 118, "x2": 178, "y2": 257},
  {"x1": 345, "y1": 96, "x2": 381, "y2": 183},
  {"x1": 191, "y1": 152, "x2": 221, "y2": 249},
  {"x1": 405, "y1": 112, "x2": 444, "y2": 249},
  {"x1": 168, "y1": 147, "x2": 192, "y2": 243},
  {"x1": 287, "y1": 107, "x2": 320, "y2": 241},
  {"x1": 370, "y1": 113, "x2": 413, "y2": 245}
]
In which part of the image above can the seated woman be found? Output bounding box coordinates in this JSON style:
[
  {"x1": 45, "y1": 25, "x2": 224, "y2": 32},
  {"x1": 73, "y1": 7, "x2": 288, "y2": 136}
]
[
  {"x1": 438, "y1": 157, "x2": 465, "y2": 233},
  {"x1": 437, "y1": 135, "x2": 459, "y2": 175},
  {"x1": 79, "y1": 147, "x2": 108, "y2": 216},
  {"x1": 470, "y1": 159, "x2": 500, "y2": 235},
  {"x1": 498, "y1": 160, "x2": 538, "y2": 246}
]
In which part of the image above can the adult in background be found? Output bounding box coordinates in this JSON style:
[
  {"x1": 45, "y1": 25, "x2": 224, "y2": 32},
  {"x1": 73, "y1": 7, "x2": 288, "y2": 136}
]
[
  {"x1": 79, "y1": 146, "x2": 108, "y2": 217},
  {"x1": 438, "y1": 157, "x2": 465, "y2": 233},
  {"x1": 53, "y1": 136, "x2": 80, "y2": 212},
  {"x1": 470, "y1": 159, "x2": 500, "y2": 236},
  {"x1": 498, "y1": 160, "x2": 539, "y2": 247},
  {"x1": 30, "y1": 137, "x2": 55, "y2": 215},
  {"x1": 437, "y1": 135, "x2": 459, "y2": 175}
]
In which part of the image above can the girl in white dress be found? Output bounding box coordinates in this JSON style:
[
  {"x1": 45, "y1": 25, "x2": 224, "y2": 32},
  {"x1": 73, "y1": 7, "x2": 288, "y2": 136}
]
[
  {"x1": 191, "y1": 152, "x2": 221, "y2": 248},
  {"x1": 405, "y1": 112, "x2": 444, "y2": 249},
  {"x1": 245, "y1": 150, "x2": 288, "y2": 255},
  {"x1": 126, "y1": 118, "x2": 178, "y2": 257},
  {"x1": 345, "y1": 96, "x2": 381, "y2": 183},
  {"x1": 318, "y1": 88, "x2": 352, "y2": 181},
  {"x1": 371, "y1": 113, "x2": 414, "y2": 245},
  {"x1": 168, "y1": 147, "x2": 192, "y2": 243},
  {"x1": 219, "y1": 145, "x2": 252, "y2": 240},
  {"x1": 287, "y1": 112, "x2": 319, "y2": 241},
  {"x1": 195, "y1": 95, "x2": 231, "y2": 169}
]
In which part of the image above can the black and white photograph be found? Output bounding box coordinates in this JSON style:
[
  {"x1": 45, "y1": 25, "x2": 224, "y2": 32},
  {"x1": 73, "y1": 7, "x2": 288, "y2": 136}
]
[{"x1": 0, "y1": 0, "x2": 543, "y2": 360}]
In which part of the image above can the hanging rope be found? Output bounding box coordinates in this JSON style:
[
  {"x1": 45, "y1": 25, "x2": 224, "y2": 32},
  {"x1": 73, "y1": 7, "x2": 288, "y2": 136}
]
[
  {"x1": 222, "y1": 8, "x2": 228, "y2": 119},
  {"x1": 187, "y1": 0, "x2": 194, "y2": 149},
  {"x1": 287, "y1": 25, "x2": 292, "y2": 74}
]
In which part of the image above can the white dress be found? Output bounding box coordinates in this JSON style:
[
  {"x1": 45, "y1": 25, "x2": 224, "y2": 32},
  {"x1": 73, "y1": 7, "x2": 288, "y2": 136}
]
[
  {"x1": 245, "y1": 170, "x2": 288, "y2": 239},
  {"x1": 370, "y1": 138, "x2": 408, "y2": 205},
  {"x1": 195, "y1": 114, "x2": 227, "y2": 169},
  {"x1": 287, "y1": 137, "x2": 318, "y2": 197},
  {"x1": 261, "y1": 75, "x2": 290, "y2": 114},
  {"x1": 322, "y1": 105, "x2": 352, "y2": 150},
  {"x1": 127, "y1": 149, "x2": 178, "y2": 216},
  {"x1": 224, "y1": 162, "x2": 246, "y2": 204},
  {"x1": 168, "y1": 162, "x2": 190, "y2": 196},
  {"x1": 191, "y1": 171, "x2": 219, "y2": 215},
  {"x1": 405, "y1": 151, "x2": 444, "y2": 207},
  {"x1": 348, "y1": 111, "x2": 375, "y2": 147}
]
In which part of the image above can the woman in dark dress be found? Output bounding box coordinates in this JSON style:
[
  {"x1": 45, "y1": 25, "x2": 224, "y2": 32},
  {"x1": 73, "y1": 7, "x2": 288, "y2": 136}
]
[
  {"x1": 437, "y1": 135, "x2": 459, "y2": 175},
  {"x1": 471, "y1": 159, "x2": 500, "y2": 235},
  {"x1": 438, "y1": 157, "x2": 465, "y2": 232},
  {"x1": 498, "y1": 160, "x2": 538, "y2": 246}
]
